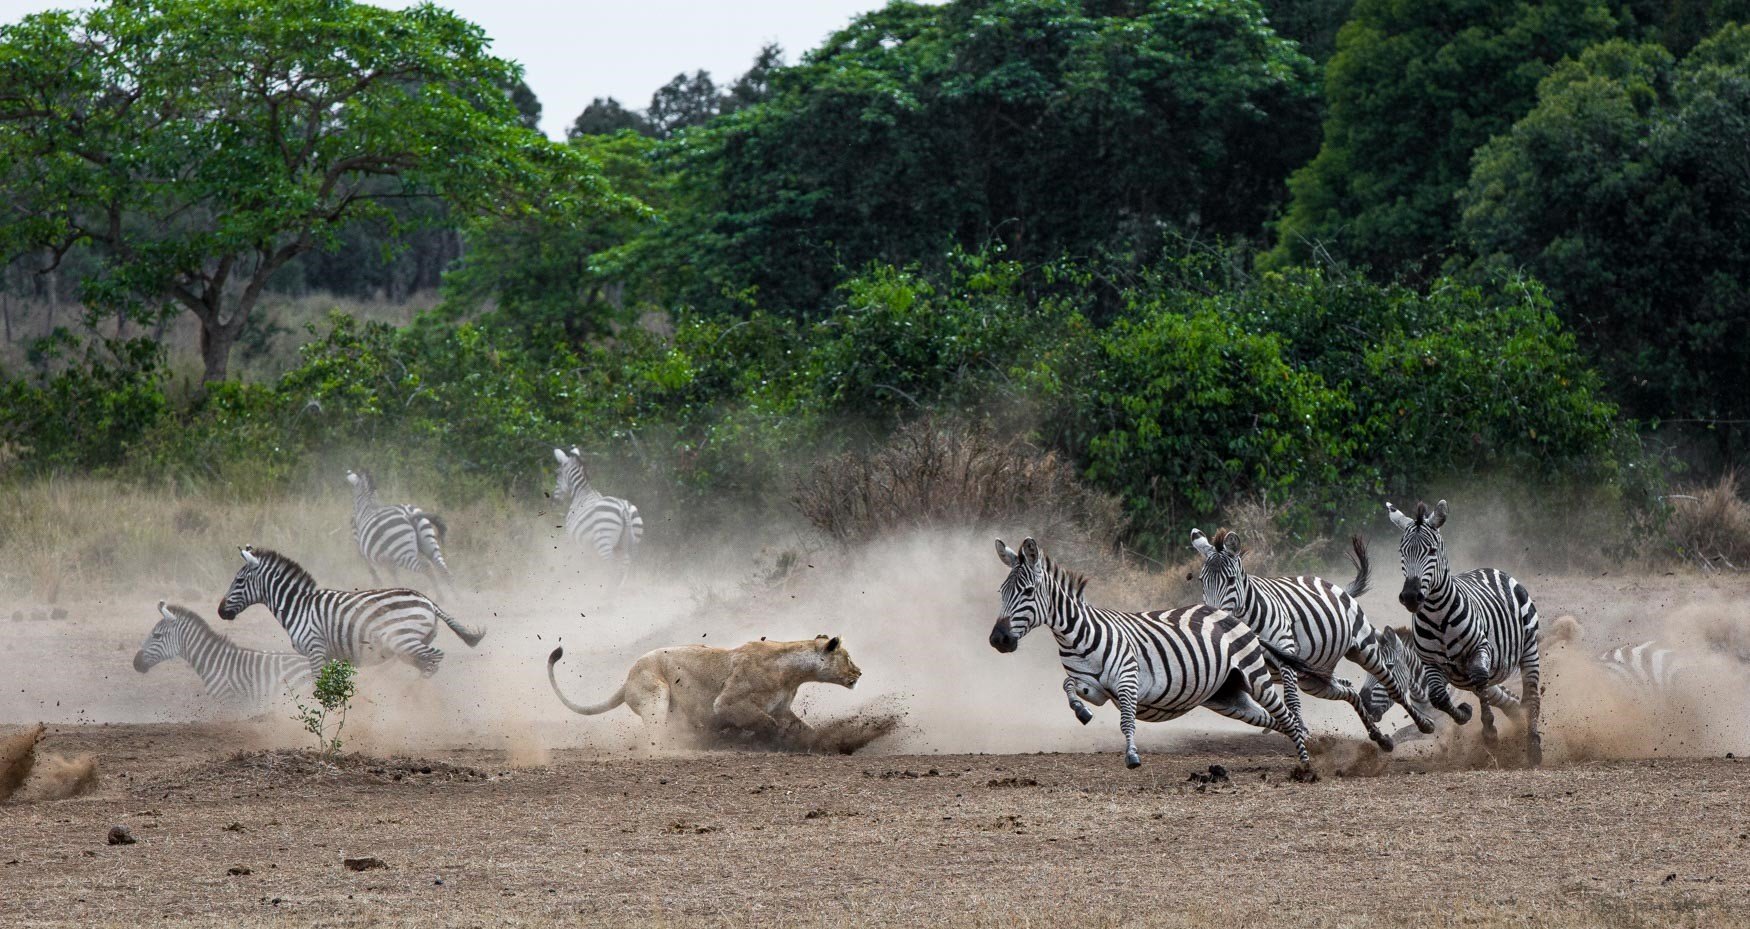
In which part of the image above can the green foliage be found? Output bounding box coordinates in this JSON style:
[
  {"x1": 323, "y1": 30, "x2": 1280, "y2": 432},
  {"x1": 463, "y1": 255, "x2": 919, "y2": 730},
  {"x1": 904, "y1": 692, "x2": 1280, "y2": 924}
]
[
  {"x1": 0, "y1": 336, "x2": 167, "y2": 470},
  {"x1": 0, "y1": 0, "x2": 615, "y2": 381},
  {"x1": 294, "y1": 660, "x2": 357, "y2": 763},
  {"x1": 1460, "y1": 26, "x2": 1750, "y2": 449},
  {"x1": 657, "y1": 0, "x2": 1320, "y2": 316},
  {"x1": 1268, "y1": 0, "x2": 1623, "y2": 276}
]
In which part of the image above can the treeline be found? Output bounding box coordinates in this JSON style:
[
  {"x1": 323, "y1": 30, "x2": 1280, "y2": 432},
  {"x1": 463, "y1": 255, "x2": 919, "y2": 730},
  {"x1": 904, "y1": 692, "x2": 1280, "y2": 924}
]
[{"x1": 1, "y1": 0, "x2": 1744, "y2": 555}]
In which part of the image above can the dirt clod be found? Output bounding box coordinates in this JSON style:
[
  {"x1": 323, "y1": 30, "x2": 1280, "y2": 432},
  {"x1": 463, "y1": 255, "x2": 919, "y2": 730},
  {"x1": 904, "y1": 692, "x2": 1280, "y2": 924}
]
[
  {"x1": 227, "y1": 866, "x2": 252, "y2": 876},
  {"x1": 343, "y1": 856, "x2": 387, "y2": 872},
  {"x1": 987, "y1": 776, "x2": 1039, "y2": 788},
  {"x1": 0, "y1": 724, "x2": 45, "y2": 801},
  {"x1": 106, "y1": 825, "x2": 135, "y2": 846}
]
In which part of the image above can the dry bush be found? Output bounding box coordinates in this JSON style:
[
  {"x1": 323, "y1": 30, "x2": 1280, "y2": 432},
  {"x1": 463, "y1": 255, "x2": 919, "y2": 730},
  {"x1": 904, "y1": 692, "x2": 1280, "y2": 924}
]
[
  {"x1": 1665, "y1": 471, "x2": 1750, "y2": 572},
  {"x1": 1209, "y1": 494, "x2": 1326, "y2": 576},
  {"x1": 795, "y1": 418, "x2": 1126, "y2": 559}
]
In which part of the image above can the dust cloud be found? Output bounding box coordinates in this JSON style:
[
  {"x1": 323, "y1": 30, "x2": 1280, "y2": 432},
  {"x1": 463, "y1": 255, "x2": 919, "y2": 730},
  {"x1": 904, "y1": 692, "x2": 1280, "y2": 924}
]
[{"x1": 4, "y1": 478, "x2": 1750, "y2": 773}]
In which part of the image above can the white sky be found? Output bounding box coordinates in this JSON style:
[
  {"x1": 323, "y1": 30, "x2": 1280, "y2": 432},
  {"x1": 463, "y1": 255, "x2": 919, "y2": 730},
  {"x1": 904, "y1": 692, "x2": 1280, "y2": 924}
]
[{"x1": 0, "y1": 0, "x2": 920, "y2": 138}]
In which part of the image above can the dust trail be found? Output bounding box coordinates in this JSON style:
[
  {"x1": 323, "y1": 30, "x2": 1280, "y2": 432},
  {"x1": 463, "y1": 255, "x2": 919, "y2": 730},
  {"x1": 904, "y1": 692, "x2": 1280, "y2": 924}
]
[
  {"x1": 25, "y1": 753, "x2": 99, "y2": 800},
  {"x1": 0, "y1": 723, "x2": 44, "y2": 800}
]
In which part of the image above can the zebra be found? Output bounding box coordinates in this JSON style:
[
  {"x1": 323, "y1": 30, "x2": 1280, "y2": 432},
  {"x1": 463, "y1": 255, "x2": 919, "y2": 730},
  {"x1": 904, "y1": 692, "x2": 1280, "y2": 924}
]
[
  {"x1": 217, "y1": 546, "x2": 485, "y2": 676},
  {"x1": 551, "y1": 446, "x2": 643, "y2": 581},
  {"x1": 1190, "y1": 527, "x2": 1435, "y2": 750},
  {"x1": 1595, "y1": 641, "x2": 1696, "y2": 689},
  {"x1": 134, "y1": 601, "x2": 313, "y2": 707},
  {"x1": 1386, "y1": 500, "x2": 1544, "y2": 765},
  {"x1": 346, "y1": 469, "x2": 451, "y2": 588},
  {"x1": 989, "y1": 537, "x2": 1312, "y2": 770}
]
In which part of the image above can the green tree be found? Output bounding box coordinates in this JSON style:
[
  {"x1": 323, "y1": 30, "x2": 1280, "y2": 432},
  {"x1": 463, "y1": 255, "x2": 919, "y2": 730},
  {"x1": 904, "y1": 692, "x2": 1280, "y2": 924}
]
[
  {"x1": 661, "y1": 0, "x2": 1320, "y2": 316},
  {"x1": 1461, "y1": 27, "x2": 1750, "y2": 456},
  {"x1": 1267, "y1": 0, "x2": 1622, "y2": 277},
  {"x1": 570, "y1": 97, "x2": 653, "y2": 138},
  {"x1": 0, "y1": 0, "x2": 612, "y2": 383}
]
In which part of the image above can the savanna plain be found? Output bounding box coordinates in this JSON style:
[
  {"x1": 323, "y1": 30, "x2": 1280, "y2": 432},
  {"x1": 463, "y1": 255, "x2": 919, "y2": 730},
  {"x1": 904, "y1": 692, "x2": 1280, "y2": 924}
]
[{"x1": 1, "y1": 483, "x2": 1748, "y2": 928}]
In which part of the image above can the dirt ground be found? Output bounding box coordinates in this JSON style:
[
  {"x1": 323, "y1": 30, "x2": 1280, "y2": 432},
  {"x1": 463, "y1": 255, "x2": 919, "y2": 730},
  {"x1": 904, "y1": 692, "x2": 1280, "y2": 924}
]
[
  {"x1": 6, "y1": 534, "x2": 1750, "y2": 927},
  {"x1": 0, "y1": 723, "x2": 1747, "y2": 929}
]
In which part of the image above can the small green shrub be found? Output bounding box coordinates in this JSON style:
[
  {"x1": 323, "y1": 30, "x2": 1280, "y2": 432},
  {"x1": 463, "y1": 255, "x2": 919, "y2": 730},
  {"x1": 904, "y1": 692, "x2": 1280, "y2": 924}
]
[{"x1": 295, "y1": 660, "x2": 357, "y2": 763}]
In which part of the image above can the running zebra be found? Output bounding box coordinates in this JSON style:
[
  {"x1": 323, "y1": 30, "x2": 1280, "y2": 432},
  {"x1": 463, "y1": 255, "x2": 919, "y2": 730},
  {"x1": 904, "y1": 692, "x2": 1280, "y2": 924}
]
[
  {"x1": 989, "y1": 537, "x2": 1311, "y2": 770},
  {"x1": 1387, "y1": 500, "x2": 1544, "y2": 765},
  {"x1": 134, "y1": 601, "x2": 312, "y2": 707},
  {"x1": 347, "y1": 469, "x2": 451, "y2": 588},
  {"x1": 1595, "y1": 641, "x2": 1695, "y2": 689},
  {"x1": 217, "y1": 546, "x2": 485, "y2": 676},
  {"x1": 1191, "y1": 528, "x2": 1435, "y2": 750},
  {"x1": 551, "y1": 446, "x2": 643, "y2": 580}
]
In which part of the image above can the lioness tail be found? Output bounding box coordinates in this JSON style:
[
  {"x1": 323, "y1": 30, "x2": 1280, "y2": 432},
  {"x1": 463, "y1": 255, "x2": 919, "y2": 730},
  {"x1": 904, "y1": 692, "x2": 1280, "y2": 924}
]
[{"x1": 546, "y1": 646, "x2": 626, "y2": 716}]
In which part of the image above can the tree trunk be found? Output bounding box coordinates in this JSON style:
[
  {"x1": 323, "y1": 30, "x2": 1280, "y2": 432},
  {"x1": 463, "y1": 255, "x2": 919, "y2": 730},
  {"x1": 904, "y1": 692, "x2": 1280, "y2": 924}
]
[{"x1": 199, "y1": 321, "x2": 237, "y2": 383}]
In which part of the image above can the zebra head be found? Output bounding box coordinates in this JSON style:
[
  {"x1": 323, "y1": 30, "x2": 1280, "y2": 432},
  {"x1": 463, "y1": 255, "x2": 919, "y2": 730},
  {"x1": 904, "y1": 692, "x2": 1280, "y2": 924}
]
[
  {"x1": 345, "y1": 469, "x2": 376, "y2": 497},
  {"x1": 1190, "y1": 528, "x2": 1247, "y2": 612},
  {"x1": 990, "y1": 538, "x2": 1045, "y2": 653},
  {"x1": 1387, "y1": 500, "x2": 1448, "y2": 612},
  {"x1": 218, "y1": 545, "x2": 269, "y2": 621},
  {"x1": 134, "y1": 601, "x2": 184, "y2": 673},
  {"x1": 551, "y1": 446, "x2": 590, "y2": 501},
  {"x1": 1359, "y1": 624, "x2": 1428, "y2": 718}
]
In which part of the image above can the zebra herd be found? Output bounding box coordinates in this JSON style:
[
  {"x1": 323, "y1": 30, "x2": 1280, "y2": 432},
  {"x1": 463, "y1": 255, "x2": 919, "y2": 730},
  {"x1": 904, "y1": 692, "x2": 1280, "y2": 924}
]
[
  {"x1": 132, "y1": 448, "x2": 641, "y2": 707},
  {"x1": 129, "y1": 477, "x2": 1719, "y2": 771},
  {"x1": 988, "y1": 498, "x2": 1660, "y2": 769}
]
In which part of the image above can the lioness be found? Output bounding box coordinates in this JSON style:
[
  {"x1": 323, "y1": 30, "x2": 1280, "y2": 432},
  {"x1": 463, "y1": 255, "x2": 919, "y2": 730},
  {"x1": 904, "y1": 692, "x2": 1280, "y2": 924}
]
[{"x1": 546, "y1": 635, "x2": 862, "y2": 750}]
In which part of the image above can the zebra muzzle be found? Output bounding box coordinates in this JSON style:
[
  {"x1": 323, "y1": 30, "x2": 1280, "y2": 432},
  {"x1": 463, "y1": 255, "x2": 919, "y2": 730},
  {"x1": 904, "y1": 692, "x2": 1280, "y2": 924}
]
[{"x1": 989, "y1": 620, "x2": 1019, "y2": 654}]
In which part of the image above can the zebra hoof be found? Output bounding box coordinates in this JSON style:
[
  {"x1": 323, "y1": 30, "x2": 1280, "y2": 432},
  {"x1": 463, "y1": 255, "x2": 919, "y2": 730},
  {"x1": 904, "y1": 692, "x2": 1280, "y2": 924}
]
[
  {"x1": 1124, "y1": 750, "x2": 1141, "y2": 769},
  {"x1": 1373, "y1": 734, "x2": 1395, "y2": 752},
  {"x1": 1452, "y1": 703, "x2": 1473, "y2": 724},
  {"x1": 1074, "y1": 707, "x2": 1093, "y2": 725},
  {"x1": 1414, "y1": 716, "x2": 1438, "y2": 734},
  {"x1": 1526, "y1": 736, "x2": 1543, "y2": 767}
]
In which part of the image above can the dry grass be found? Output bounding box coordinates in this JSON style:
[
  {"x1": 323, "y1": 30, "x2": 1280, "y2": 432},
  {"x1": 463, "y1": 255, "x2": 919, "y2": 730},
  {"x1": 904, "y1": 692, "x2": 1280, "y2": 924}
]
[
  {"x1": 1664, "y1": 471, "x2": 1750, "y2": 572},
  {"x1": 795, "y1": 417, "x2": 1126, "y2": 562},
  {"x1": 0, "y1": 475, "x2": 541, "y2": 602}
]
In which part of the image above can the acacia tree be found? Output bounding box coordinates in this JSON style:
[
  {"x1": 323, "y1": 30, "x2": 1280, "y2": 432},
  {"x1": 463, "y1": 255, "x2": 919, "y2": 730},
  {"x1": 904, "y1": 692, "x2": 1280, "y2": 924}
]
[{"x1": 0, "y1": 0, "x2": 612, "y2": 382}]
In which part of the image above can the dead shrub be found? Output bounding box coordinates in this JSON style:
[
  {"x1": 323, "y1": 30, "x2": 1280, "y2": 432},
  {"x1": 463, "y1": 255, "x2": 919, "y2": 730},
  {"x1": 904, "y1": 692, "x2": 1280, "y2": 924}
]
[
  {"x1": 1210, "y1": 494, "x2": 1326, "y2": 576},
  {"x1": 795, "y1": 418, "x2": 1125, "y2": 558},
  {"x1": 1665, "y1": 471, "x2": 1750, "y2": 572}
]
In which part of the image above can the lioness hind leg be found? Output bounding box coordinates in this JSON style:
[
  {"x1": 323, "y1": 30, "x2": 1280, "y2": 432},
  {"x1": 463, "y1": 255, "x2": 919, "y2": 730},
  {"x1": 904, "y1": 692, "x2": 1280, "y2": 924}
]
[{"x1": 622, "y1": 676, "x2": 670, "y2": 752}]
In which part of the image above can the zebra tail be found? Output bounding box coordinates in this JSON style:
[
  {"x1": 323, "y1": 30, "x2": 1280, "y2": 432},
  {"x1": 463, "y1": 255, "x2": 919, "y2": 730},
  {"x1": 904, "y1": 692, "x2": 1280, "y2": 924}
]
[
  {"x1": 547, "y1": 647, "x2": 626, "y2": 716},
  {"x1": 422, "y1": 512, "x2": 447, "y2": 543},
  {"x1": 1254, "y1": 634, "x2": 1318, "y2": 679},
  {"x1": 434, "y1": 603, "x2": 486, "y2": 648},
  {"x1": 1345, "y1": 534, "x2": 1371, "y2": 599}
]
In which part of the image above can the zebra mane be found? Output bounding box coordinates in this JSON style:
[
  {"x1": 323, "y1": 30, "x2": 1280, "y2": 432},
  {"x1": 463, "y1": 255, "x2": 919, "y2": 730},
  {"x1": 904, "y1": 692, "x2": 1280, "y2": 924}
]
[
  {"x1": 162, "y1": 603, "x2": 243, "y2": 650},
  {"x1": 1413, "y1": 501, "x2": 1429, "y2": 525},
  {"x1": 1043, "y1": 557, "x2": 1089, "y2": 601},
  {"x1": 1212, "y1": 528, "x2": 1233, "y2": 552},
  {"x1": 248, "y1": 548, "x2": 318, "y2": 591}
]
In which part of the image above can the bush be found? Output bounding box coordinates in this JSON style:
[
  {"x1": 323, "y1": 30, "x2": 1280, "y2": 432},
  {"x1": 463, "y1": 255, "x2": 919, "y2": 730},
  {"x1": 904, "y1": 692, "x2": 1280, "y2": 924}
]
[
  {"x1": 1664, "y1": 471, "x2": 1750, "y2": 572},
  {"x1": 795, "y1": 417, "x2": 1125, "y2": 559},
  {"x1": 0, "y1": 336, "x2": 167, "y2": 471}
]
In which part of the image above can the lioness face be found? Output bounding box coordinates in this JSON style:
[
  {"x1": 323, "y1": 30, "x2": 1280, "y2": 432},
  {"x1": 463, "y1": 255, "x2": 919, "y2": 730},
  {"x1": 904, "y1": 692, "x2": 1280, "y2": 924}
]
[{"x1": 814, "y1": 635, "x2": 861, "y2": 688}]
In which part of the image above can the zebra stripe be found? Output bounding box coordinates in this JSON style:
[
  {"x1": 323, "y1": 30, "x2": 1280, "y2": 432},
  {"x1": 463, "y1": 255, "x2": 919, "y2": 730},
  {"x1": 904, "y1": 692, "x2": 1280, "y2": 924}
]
[
  {"x1": 552, "y1": 446, "x2": 643, "y2": 577},
  {"x1": 134, "y1": 601, "x2": 311, "y2": 706},
  {"x1": 217, "y1": 546, "x2": 485, "y2": 677},
  {"x1": 989, "y1": 537, "x2": 1311, "y2": 770},
  {"x1": 1388, "y1": 499, "x2": 1544, "y2": 765},
  {"x1": 347, "y1": 469, "x2": 451, "y2": 587},
  {"x1": 1596, "y1": 641, "x2": 1693, "y2": 689},
  {"x1": 1191, "y1": 528, "x2": 1436, "y2": 750}
]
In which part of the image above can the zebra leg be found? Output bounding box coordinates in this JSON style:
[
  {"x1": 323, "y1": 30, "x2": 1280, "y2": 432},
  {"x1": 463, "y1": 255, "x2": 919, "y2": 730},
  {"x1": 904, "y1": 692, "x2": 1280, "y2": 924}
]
[
  {"x1": 1275, "y1": 663, "x2": 1309, "y2": 740},
  {"x1": 1209, "y1": 683, "x2": 1312, "y2": 768},
  {"x1": 1062, "y1": 678, "x2": 1094, "y2": 725},
  {"x1": 1465, "y1": 646, "x2": 1498, "y2": 744},
  {"x1": 1118, "y1": 688, "x2": 1141, "y2": 769},
  {"x1": 1350, "y1": 641, "x2": 1438, "y2": 735},
  {"x1": 1521, "y1": 644, "x2": 1543, "y2": 767},
  {"x1": 1423, "y1": 666, "x2": 1473, "y2": 725},
  {"x1": 1303, "y1": 671, "x2": 1394, "y2": 752}
]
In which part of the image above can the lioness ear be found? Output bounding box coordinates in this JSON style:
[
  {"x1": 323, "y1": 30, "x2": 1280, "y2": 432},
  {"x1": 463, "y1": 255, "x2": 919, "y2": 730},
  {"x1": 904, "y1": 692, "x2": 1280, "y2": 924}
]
[{"x1": 824, "y1": 636, "x2": 841, "y2": 652}]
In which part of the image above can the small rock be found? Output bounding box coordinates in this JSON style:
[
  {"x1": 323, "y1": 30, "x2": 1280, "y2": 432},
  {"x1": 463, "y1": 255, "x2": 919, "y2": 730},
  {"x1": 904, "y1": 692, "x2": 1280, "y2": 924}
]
[
  {"x1": 434, "y1": 877, "x2": 444, "y2": 886},
  {"x1": 343, "y1": 856, "x2": 387, "y2": 872},
  {"x1": 222, "y1": 822, "x2": 245, "y2": 832},
  {"x1": 227, "y1": 866, "x2": 252, "y2": 876},
  {"x1": 1207, "y1": 764, "x2": 1230, "y2": 783},
  {"x1": 106, "y1": 826, "x2": 136, "y2": 846},
  {"x1": 1289, "y1": 767, "x2": 1320, "y2": 784}
]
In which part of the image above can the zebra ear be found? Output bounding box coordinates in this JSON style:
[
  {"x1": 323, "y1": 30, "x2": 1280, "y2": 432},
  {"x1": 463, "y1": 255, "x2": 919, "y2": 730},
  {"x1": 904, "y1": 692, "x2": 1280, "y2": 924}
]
[
  {"x1": 553, "y1": 447, "x2": 569, "y2": 464},
  {"x1": 239, "y1": 546, "x2": 260, "y2": 567},
  {"x1": 1019, "y1": 537, "x2": 1040, "y2": 566},
  {"x1": 1428, "y1": 499, "x2": 1449, "y2": 530},
  {"x1": 1190, "y1": 529, "x2": 1216, "y2": 559},
  {"x1": 157, "y1": 600, "x2": 172, "y2": 620},
  {"x1": 995, "y1": 539, "x2": 1019, "y2": 567},
  {"x1": 1385, "y1": 502, "x2": 1414, "y2": 531}
]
